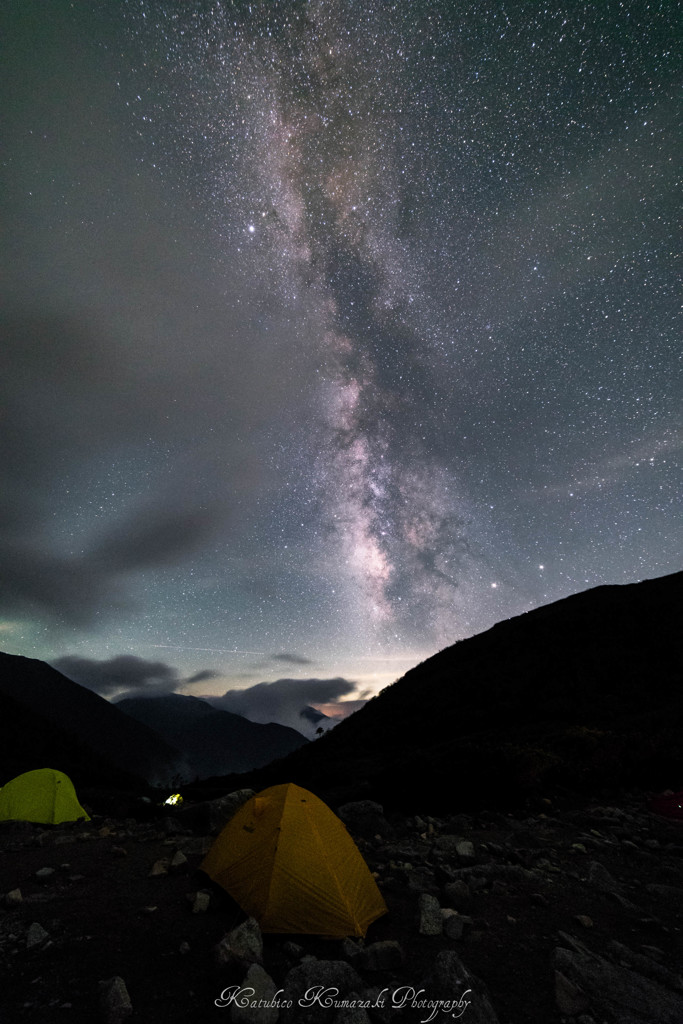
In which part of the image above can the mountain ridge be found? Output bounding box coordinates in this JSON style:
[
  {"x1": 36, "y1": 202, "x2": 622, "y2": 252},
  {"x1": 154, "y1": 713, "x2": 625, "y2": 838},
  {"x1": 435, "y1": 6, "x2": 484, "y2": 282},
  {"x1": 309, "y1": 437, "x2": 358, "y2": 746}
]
[
  {"x1": 0, "y1": 652, "x2": 181, "y2": 788},
  {"x1": 115, "y1": 692, "x2": 308, "y2": 779},
  {"x1": 188, "y1": 570, "x2": 683, "y2": 810}
]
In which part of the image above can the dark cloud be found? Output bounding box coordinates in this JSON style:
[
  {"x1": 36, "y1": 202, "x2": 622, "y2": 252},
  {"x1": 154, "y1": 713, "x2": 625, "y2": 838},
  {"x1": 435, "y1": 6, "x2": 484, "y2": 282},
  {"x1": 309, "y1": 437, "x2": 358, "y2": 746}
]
[
  {"x1": 186, "y1": 669, "x2": 221, "y2": 684},
  {"x1": 208, "y1": 677, "x2": 358, "y2": 737},
  {"x1": 52, "y1": 654, "x2": 181, "y2": 697},
  {"x1": 88, "y1": 505, "x2": 225, "y2": 575},
  {"x1": 0, "y1": 501, "x2": 226, "y2": 626},
  {"x1": 271, "y1": 652, "x2": 314, "y2": 665}
]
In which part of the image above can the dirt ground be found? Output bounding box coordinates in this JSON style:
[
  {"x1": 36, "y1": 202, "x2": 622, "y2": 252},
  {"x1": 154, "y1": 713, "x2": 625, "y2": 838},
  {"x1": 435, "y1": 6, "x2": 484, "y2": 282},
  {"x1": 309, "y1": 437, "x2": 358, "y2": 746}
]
[{"x1": 1, "y1": 789, "x2": 682, "y2": 1024}]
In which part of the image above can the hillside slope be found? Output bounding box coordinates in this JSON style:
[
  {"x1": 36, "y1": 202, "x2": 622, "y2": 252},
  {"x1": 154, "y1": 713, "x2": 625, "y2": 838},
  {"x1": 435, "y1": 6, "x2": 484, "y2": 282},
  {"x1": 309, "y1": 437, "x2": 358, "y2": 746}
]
[
  {"x1": 0, "y1": 652, "x2": 181, "y2": 788},
  {"x1": 205, "y1": 571, "x2": 683, "y2": 810},
  {"x1": 116, "y1": 693, "x2": 308, "y2": 778}
]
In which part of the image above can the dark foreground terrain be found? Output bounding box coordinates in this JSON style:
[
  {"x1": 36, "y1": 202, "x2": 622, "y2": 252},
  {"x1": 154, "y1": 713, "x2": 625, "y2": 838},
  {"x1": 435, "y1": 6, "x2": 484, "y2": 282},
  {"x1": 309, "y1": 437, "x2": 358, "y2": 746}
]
[{"x1": 1, "y1": 787, "x2": 682, "y2": 1024}]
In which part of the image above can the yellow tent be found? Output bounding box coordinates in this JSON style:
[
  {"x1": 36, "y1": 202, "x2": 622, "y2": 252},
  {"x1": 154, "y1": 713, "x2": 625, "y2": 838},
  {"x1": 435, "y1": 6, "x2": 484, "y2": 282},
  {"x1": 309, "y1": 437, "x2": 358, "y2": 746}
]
[
  {"x1": 0, "y1": 768, "x2": 90, "y2": 824},
  {"x1": 200, "y1": 782, "x2": 387, "y2": 937}
]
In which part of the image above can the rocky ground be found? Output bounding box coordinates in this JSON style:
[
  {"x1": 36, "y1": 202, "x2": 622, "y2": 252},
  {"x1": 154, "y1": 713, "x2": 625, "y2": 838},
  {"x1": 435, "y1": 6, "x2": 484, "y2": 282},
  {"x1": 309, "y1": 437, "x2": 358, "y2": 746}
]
[{"x1": 1, "y1": 788, "x2": 682, "y2": 1024}]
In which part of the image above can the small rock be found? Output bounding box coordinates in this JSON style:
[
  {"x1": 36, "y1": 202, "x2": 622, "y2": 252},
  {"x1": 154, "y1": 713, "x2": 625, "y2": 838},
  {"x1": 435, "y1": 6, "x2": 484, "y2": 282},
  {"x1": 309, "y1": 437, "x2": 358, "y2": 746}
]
[
  {"x1": 192, "y1": 891, "x2": 210, "y2": 914},
  {"x1": 418, "y1": 893, "x2": 442, "y2": 935},
  {"x1": 111, "y1": 846, "x2": 127, "y2": 858},
  {"x1": 340, "y1": 937, "x2": 362, "y2": 961},
  {"x1": 230, "y1": 963, "x2": 280, "y2": 1024},
  {"x1": 646, "y1": 882, "x2": 683, "y2": 898},
  {"x1": 405, "y1": 867, "x2": 439, "y2": 894},
  {"x1": 35, "y1": 867, "x2": 55, "y2": 881},
  {"x1": 148, "y1": 859, "x2": 170, "y2": 877},
  {"x1": 443, "y1": 879, "x2": 472, "y2": 911},
  {"x1": 334, "y1": 1010, "x2": 372, "y2": 1024},
  {"x1": 282, "y1": 941, "x2": 304, "y2": 960},
  {"x1": 641, "y1": 945, "x2": 666, "y2": 962},
  {"x1": 574, "y1": 915, "x2": 594, "y2": 929},
  {"x1": 356, "y1": 940, "x2": 403, "y2": 971},
  {"x1": 443, "y1": 913, "x2": 467, "y2": 940},
  {"x1": 555, "y1": 969, "x2": 590, "y2": 1017},
  {"x1": 588, "y1": 860, "x2": 620, "y2": 893},
  {"x1": 99, "y1": 976, "x2": 133, "y2": 1024},
  {"x1": 5, "y1": 888, "x2": 23, "y2": 907},
  {"x1": 169, "y1": 850, "x2": 189, "y2": 872},
  {"x1": 26, "y1": 922, "x2": 50, "y2": 949},
  {"x1": 456, "y1": 840, "x2": 476, "y2": 863},
  {"x1": 161, "y1": 816, "x2": 183, "y2": 836},
  {"x1": 179, "y1": 941, "x2": 191, "y2": 955},
  {"x1": 469, "y1": 875, "x2": 488, "y2": 893},
  {"x1": 433, "y1": 834, "x2": 465, "y2": 857},
  {"x1": 215, "y1": 916, "x2": 263, "y2": 967}
]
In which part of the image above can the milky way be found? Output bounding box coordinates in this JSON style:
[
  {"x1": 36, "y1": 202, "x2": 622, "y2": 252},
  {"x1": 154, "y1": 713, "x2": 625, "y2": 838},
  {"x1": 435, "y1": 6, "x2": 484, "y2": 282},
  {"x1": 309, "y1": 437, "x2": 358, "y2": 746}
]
[{"x1": 1, "y1": 0, "x2": 680, "y2": 700}]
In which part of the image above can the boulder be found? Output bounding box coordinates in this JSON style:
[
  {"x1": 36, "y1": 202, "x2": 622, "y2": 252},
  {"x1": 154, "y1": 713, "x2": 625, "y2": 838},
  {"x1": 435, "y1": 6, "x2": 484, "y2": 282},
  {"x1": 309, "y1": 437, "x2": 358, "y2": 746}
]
[
  {"x1": 99, "y1": 976, "x2": 133, "y2": 1024},
  {"x1": 418, "y1": 893, "x2": 442, "y2": 935},
  {"x1": 553, "y1": 946, "x2": 683, "y2": 1023},
  {"x1": 337, "y1": 801, "x2": 394, "y2": 840},
  {"x1": 588, "y1": 860, "x2": 620, "y2": 893},
  {"x1": 443, "y1": 879, "x2": 472, "y2": 911},
  {"x1": 179, "y1": 788, "x2": 255, "y2": 834},
  {"x1": 280, "y1": 959, "x2": 364, "y2": 1024},
  {"x1": 356, "y1": 940, "x2": 404, "y2": 972},
  {"x1": 230, "y1": 963, "x2": 281, "y2": 1024},
  {"x1": 425, "y1": 950, "x2": 500, "y2": 1024},
  {"x1": 26, "y1": 922, "x2": 50, "y2": 949},
  {"x1": 216, "y1": 917, "x2": 263, "y2": 968}
]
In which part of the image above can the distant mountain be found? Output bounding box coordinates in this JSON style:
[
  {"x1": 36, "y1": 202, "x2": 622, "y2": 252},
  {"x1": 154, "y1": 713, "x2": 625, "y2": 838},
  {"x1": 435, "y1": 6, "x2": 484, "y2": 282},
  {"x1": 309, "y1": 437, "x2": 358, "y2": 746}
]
[
  {"x1": 115, "y1": 693, "x2": 308, "y2": 779},
  {"x1": 300, "y1": 705, "x2": 328, "y2": 725},
  {"x1": 299, "y1": 705, "x2": 331, "y2": 732},
  {"x1": 0, "y1": 652, "x2": 182, "y2": 789},
  {"x1": 204, "y1": 571, "x2": 683, "y2": 811}
]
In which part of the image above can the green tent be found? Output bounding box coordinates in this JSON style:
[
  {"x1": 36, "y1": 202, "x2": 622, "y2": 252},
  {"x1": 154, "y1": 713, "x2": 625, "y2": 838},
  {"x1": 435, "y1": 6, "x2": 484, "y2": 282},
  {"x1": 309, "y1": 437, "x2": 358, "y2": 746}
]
[{"x1": 0, "y1": 768, "x2": 90, "y2": 824}]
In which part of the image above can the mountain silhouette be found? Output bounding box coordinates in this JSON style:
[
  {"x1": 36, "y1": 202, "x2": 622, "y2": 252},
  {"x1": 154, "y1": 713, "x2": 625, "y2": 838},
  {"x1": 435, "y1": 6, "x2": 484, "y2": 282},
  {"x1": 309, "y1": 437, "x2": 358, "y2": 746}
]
[
  {"x1": 115, "y1": 693, "x2": 308, "y2": 779},
  {"x1": 197, "y1": 571, "x2": 683, "y2": 810},
  {"x1": 0, "y1": 652, "x2": 181, "y2": 789}
]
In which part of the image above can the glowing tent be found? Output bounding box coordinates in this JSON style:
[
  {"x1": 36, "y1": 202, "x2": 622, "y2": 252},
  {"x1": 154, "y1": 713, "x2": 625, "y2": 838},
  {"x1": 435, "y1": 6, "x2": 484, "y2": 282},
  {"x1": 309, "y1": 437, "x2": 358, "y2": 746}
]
[
  {"x1": 200, "y1": 782, "x2": 387, "y2": 937},
  {"x1": 0, "y1": 768, "x2": 90, "y2": 824}
]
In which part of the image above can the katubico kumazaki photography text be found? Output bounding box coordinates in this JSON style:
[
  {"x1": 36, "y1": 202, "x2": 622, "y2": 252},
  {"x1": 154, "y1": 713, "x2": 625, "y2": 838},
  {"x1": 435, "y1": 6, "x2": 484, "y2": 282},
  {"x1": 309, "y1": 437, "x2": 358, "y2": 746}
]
[{"x1": 215, "y1": 984, "x2": 473, "y2": 1021}]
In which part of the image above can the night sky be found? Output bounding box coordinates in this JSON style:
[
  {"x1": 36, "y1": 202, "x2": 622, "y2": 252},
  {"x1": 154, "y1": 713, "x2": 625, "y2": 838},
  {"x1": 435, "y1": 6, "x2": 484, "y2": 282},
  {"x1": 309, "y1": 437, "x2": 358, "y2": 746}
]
[{"x1": 2, "y1": 1, "x2": 680, "y2": 718}]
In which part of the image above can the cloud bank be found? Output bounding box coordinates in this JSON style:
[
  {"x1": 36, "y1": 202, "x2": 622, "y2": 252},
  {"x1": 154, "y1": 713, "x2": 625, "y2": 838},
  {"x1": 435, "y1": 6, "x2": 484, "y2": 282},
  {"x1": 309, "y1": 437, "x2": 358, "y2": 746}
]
[
  {"x1": 208, "y1": 677, "x2": 360, "y2": 737},
  {"x1": 53, "y1": 654, "x2": 189, "y2": 699}
]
